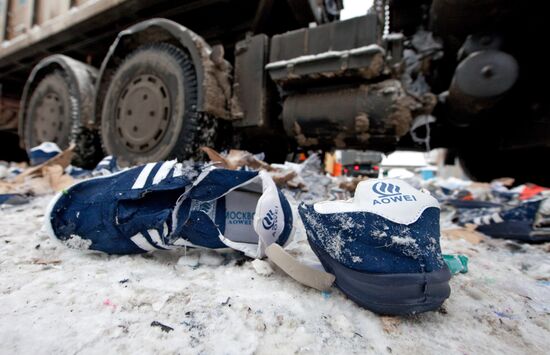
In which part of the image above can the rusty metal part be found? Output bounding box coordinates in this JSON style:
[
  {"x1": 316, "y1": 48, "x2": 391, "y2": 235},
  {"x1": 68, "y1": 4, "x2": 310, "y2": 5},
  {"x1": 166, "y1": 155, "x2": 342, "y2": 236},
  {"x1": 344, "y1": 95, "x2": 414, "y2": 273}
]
[
  {"x1": 115, "y1": 74, "x2": 171, "y2": 153},
  {"x1": 269, "y1": 14, "x2": 380, "y2": 63},
  {"x1": 231, "y1": 34, "x2": 269, "y2": 128},
  {"x1": 267, "y1": 14, "x2": 383, "y2": 88},
  {"x1": 18, "y1": 54, "x2": 97, "y2": 148},
  {"x1": 453, "y1": 50, "x2": 518, "y2": 99},
  {"x1": 447, "y1": 49, "x2": 518, "y2": 125},
  {"x1": 282, "y1": 79, "x2": 417, "y2": 149},
  {"x1": 267, "y1": 45, "x2": 386, "y2": 88},
  {"x1": 94, "y1": 18, "x2": 232, "y2": 127}
]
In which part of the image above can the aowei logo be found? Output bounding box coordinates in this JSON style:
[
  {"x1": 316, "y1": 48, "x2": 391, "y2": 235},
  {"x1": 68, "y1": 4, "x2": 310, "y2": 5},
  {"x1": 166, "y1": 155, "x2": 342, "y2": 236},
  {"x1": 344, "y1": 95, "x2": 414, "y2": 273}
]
[
  {"x1": 372, "y1": 182, "x2": 417, "y2": 205},
  {"x1": 262, "y1": 209, "x2": 276, "y2": 230},
  {"x1": 372, "y1": 182, "x2": 401, "y2": 197}
]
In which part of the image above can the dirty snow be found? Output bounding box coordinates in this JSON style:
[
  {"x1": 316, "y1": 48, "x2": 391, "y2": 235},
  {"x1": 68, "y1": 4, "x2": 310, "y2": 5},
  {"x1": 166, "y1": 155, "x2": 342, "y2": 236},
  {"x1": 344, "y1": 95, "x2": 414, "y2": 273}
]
[{"x1": 0, "y1": 194, "x2": 549, "y2": 354}]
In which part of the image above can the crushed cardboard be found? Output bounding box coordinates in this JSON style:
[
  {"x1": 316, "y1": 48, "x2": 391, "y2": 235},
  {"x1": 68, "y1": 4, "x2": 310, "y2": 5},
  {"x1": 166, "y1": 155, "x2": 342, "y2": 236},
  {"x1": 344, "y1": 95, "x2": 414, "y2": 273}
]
[
  {"x1": 13, "y1": 144, "x2": 74, "y2": 183},
  {"x1": 201, "y1": 147, "x2": 274, "y2": 171},
  {"x1": 201, "y1": 147, "x2": 309, "y2": 190},
  {"x1": 1, "y1": 144, "x2": 75, "y2": 195}
]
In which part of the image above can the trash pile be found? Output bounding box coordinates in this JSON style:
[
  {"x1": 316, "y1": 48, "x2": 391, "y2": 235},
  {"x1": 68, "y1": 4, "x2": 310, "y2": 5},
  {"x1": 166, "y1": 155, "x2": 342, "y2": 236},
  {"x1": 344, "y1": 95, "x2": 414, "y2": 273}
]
[
  {"x1": 2, "y1": 142, "x2": 549, "y2": 247},
  {"x1": 1, "y1": 143, "x2": 549, "y2": 354},
  {"x1": 1, "y1": 142, "x2": 549, "y2": 316},
  {"x1": 423, "y1": 177, "x2": 550, "y2": 243}
]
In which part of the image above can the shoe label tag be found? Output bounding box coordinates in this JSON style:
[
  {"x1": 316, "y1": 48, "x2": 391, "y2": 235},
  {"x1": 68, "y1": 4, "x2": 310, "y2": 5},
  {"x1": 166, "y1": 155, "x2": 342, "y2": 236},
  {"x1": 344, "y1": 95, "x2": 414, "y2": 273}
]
[
  {"x1": 254, "y1": 171, "x2": 286, "y2": 257},
  {"x1": 314, "y1": 179, "x2": 439, "y2": 225}
]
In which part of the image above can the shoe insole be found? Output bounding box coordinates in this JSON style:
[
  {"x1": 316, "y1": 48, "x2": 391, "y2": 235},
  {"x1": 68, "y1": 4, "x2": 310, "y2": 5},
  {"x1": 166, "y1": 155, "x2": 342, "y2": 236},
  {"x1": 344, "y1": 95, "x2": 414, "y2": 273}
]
[{"x1": 224, "y1": 190, "x2": 260, "y2": 244}]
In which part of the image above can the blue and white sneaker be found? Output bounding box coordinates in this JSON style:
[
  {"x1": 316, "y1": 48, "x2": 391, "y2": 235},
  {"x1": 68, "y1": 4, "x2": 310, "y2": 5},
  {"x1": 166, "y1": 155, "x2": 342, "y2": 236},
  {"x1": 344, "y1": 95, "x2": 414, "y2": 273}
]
[
  {"x1": 45, "y1": 161, "x2": 293, "y2": 258},
  {"x1": 92, "y1": 155, "x2": 120, "y2": 176},
  {"x1": 297, "y1": 179, "x2": 451, "y2": 315},
  {"x1": 466, "y1": 197, "x2": 550, "y2": 242},
  {"x1": 65, "y1": 165, "x2": 91, "y2": 179},
  {"x1": 29, "y1": 142, "x2": 61, "y2": 166}
]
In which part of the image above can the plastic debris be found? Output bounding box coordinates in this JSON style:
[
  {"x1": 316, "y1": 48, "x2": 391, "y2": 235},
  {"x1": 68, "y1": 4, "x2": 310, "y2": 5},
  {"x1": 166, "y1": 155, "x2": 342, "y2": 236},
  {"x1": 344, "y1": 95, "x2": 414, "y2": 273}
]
[
  {"x1": 102, "y1": 298, "x2": 117, "y2": 311},
  {"x1": 150, "y1": 321, "x2": 174, "y2": 333},
  {"x1": 443, "y1": 254, "x2": 469, "y2": 275}
]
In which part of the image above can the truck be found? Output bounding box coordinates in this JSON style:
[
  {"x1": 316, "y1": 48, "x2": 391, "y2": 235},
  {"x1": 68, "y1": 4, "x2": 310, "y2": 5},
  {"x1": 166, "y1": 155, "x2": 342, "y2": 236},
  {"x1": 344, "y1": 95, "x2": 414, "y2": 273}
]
[{"x1": 0, "y1": 0, "x2": 548, "y2": 185}]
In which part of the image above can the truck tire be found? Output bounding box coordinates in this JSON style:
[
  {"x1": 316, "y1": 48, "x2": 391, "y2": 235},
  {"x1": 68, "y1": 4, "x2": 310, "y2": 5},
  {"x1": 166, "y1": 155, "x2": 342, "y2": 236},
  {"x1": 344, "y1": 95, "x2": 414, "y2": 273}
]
[
  {"x1": 24, "y1": 71, "x2": 77, "y2": 151},
  {"x1": 100, "y1": 43, "x2": 213, "y2": 166}
]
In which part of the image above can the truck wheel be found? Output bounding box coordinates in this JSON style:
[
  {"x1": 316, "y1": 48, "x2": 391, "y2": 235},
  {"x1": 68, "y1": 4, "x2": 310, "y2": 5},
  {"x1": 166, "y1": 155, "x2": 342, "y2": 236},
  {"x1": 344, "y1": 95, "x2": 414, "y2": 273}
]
[
  {"x1": 24, "y1": 71, "x2": 76, "y2": 150},
  {"x1": 100, "y1": 43, "x2": 212, "y2": 166}
]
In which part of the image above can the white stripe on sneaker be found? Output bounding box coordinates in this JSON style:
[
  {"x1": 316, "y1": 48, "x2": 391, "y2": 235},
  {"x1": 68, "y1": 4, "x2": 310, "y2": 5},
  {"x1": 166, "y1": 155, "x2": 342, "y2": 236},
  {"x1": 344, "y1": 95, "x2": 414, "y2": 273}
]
[
  {"x1": 132, "y1": 163, "x2": 156, "y2": 189},
  {"x1": 482, "y1": 215, "x2": 492, "y2": 225},
  {"x1": 148, "y1": 229, "x2": 163, "y2": 245},
  {"x1": 172, "y1": 163, "x2": 183, "y2": 177},
  {"x1": 153, "y1": 160, "x2": 177, "y2": 185},
  {"x1": 492, "y1": 213, "x2": 504, "y2": 223},
  {"x1": 473, "y1": 217, "x2": 482, "y2": 225},
  {"x1": 148, "y1": 229, "x2": 177, "y2": 249},
  {"x1": 130, "y1": 232, "x2": 159, "y2": 251}
]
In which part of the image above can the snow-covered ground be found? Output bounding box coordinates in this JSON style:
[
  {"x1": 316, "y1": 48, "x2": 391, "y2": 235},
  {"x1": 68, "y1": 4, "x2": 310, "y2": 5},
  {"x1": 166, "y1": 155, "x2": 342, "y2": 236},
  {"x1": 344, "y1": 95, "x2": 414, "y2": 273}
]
[{"x1": 1, "y1": 193, "x2": 549, "y2": 354}]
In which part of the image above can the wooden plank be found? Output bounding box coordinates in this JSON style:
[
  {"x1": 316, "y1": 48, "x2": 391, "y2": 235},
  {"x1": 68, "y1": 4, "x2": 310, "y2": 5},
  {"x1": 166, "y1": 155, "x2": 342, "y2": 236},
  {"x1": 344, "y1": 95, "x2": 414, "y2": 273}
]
[
  {"x1": 6, "y1": 0, "x2": 34, "y2": 40},
  {"x1": 1, "y1": 0, "x2": 126, "y2": 54},
  {"x1": 73, "y1": 0, "x2": 92, "y2": 6},
  {"x1": 35, "y1": 0, "x2": 71, "y2": 26},
  {"x1": 0, "y1": 0, "x2": 7, "y2": 41}
]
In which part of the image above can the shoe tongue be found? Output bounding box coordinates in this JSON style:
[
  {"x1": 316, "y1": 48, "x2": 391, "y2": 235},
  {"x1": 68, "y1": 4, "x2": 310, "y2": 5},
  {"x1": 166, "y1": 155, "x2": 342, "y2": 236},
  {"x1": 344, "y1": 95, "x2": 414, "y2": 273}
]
[
  {"x1": 356, "y1": 179, "x2": 439, "y2": 224},
  {"x1": 315, "y1": 179, "x2": 439, "y2": 225}
]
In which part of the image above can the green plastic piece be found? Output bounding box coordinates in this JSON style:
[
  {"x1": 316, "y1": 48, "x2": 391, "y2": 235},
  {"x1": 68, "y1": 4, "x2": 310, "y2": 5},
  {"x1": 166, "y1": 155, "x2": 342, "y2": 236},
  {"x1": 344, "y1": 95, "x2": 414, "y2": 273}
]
[{"x1": 443, "y1": 254, "x2": 469, "y2": 275}]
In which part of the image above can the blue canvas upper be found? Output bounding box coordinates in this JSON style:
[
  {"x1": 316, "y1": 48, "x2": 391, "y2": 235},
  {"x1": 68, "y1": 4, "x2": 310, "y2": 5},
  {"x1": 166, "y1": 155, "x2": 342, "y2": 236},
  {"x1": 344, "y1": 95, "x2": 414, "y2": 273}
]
[
  {"x1": 299, "y1": 179, "x2": 446, "y2": 275},
  {"x1": 29, "y1": 142, "x2": 61, "y2": 166},
  {"x1": 48, "y1": 161, "x2": 195, "y2": 254},
  {"x1": 46, "y1": 161, "x2": 293, "y2": 257},
  {"x1": 93, "y1": 155, "x2": 120, "y2": 176}
]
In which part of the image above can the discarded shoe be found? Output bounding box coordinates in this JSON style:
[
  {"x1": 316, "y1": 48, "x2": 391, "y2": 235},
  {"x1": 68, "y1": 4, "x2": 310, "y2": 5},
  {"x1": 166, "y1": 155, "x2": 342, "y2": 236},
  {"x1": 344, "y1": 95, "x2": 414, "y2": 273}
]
[
  {"x1": 92, "y1": 155, "x2": 120, "y2": 176},
  {"x1": 296, "y1": 179, "x2": 451, "y2": 315},
  {"x1": 65, "y1": 165, "x2": 91, "y2": 179},
  {"x1": 468, "y1": 197, "x2": 550, "y2": 242},
  {"x1": 46, "y1": 161, "x2": 293, "y2": 257},
  {"x1": 29, "y1": 142, "x2": 61, "y2": 166}
]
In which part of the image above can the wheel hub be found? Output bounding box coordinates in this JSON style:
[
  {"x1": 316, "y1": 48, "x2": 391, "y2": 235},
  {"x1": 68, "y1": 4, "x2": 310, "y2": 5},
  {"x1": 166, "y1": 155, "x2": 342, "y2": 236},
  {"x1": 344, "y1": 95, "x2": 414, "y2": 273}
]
[
  {"x1": 34, "y1": 92, "x2": 65, "y2": 144},
  {"x1": 116, "y1": 75, "x2": 171, "y2": 153}
]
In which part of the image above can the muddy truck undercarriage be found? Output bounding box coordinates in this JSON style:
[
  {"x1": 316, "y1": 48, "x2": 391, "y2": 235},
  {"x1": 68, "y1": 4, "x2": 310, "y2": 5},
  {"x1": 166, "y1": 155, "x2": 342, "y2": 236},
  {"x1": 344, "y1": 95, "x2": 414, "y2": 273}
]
[{"x1": 0, "y1": 0, "x2": 548, "y2": 184}]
